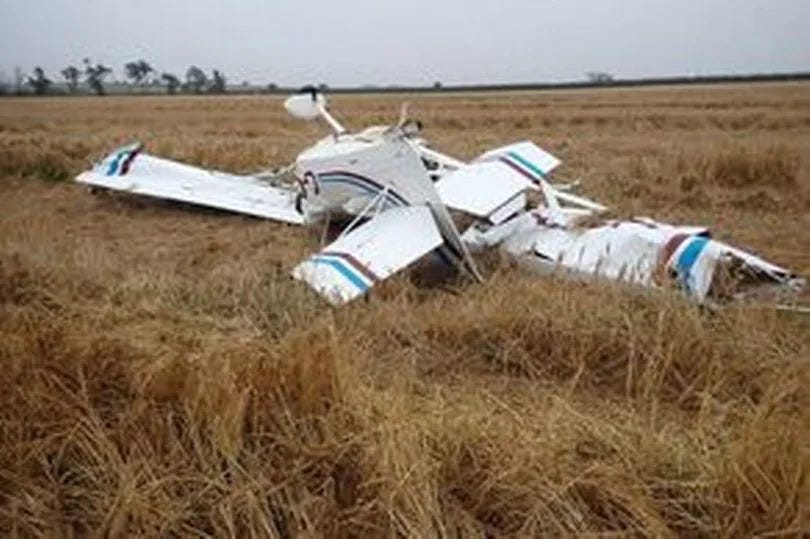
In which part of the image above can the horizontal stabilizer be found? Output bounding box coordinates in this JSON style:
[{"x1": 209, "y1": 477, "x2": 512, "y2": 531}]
[
  {"x1": 435, "y1": 161, "x2": 535, "y2": 222},
  {"x1": 76, "y1": 145, "x2": 305, "y2": 224},
  {"x1": 435, "y1": 141, "x2": 563, "y2": 223},
  {"x1": 292, "y1": 206, "x2": 443, "y2": 305}
]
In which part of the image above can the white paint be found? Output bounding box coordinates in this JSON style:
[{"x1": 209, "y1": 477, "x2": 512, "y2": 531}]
[
  {"x1": 292, "y1": 206, "x2": 443, "y2": 305},
  {"x1": 77, "y1": 152, "x2": 305, "y2": 224}
]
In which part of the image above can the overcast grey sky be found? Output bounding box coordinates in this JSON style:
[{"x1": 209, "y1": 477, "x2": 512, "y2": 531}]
[{"x1": 1, "y1": 0, "x2": 808, "y2": 86}]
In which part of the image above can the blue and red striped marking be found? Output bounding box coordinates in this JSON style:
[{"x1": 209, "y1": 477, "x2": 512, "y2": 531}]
[
  {"x1": 309, "y1": 250, "x2": 380, "y2": 292},
  {"x1": 659, "y1": 234, "x2": 711, "y2": 293},
  {"x1": 316, "y1": 170, "x2": 409, "y2": 207},
  {"x1": 106, "y1": 144, "x2": 142, "y2": 176},
  {"x1": 674, "y1": 236, "x2": 710, "y2": 292},
  {"x1": 482, "y1": 150, "x2": 549, "y2": 184}
]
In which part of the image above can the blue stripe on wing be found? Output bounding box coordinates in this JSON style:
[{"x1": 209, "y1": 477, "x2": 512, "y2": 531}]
[
  {"x1": 675, "y1": 237, "x2": 710, "y2": 292},
  {"x1": 311, "y1": 256, "x2": 370, "y2": 292},
  {"x1": 505, "y1": 151, "x2": 547, "y2": 180},
  {"x1": 106, "y1": 150, "x2": 127, "y2": 176}
]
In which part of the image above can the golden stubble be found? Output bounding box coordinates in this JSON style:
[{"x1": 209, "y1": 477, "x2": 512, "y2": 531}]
[{"x1": 1, "y1": 83, "x2": 809, "y2": 536}]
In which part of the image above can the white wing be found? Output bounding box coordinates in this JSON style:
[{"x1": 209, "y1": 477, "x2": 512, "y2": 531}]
[
  {"x1": 76, "y1": 144, "x2": 305, "y2": 224},
  {"x1": 292, "y1": 206, "x2": 443, "y2": 305}
]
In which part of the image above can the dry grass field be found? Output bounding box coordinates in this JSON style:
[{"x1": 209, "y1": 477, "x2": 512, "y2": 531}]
[{"x1": 1, "y1": 83, "x2": 809, "y2": 536}]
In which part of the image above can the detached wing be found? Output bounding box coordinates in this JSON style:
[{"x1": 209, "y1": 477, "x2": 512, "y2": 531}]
[
  {"x1": 292, "y1": 206, "x2": 443, "y2": 305},
  {"x1": 76, "y1": 144, "x2": 305, "y2": 224}
]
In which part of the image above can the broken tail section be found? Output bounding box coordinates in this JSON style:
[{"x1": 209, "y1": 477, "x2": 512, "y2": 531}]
[{"x1": 434, "y1": 141, "x2": 606, "y2": 230}]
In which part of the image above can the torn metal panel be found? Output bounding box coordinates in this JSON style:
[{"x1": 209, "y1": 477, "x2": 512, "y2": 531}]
[{"x1": 472, "y1": 214, "x2": 803, "y2": 302}]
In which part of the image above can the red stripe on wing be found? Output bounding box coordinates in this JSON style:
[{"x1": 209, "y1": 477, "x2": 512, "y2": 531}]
[{"x1": 321, "y1": 251, "x2": 381, "y2": 283}]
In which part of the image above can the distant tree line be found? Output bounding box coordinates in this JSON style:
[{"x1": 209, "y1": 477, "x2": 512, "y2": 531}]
[
  {"x1": 2, "y1": 66, "x2": 809, "y2": 97},
  {"x1": 0, "y1": 59, "x2": 231, "y2": 96}
]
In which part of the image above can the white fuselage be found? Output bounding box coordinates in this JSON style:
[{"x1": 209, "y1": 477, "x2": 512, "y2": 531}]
[
  {"x1": 294, "y1": 126, "x2": 459, "y2": 218},
  {"x1": 296, "y1": 128, "x2": 401, "y2": 215}
]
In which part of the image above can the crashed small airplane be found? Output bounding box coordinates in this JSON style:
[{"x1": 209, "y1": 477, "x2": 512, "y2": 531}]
[{"x1": 76, "y1": 88, "x2": 804, "y2": 306}]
